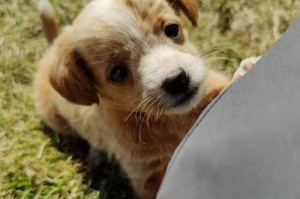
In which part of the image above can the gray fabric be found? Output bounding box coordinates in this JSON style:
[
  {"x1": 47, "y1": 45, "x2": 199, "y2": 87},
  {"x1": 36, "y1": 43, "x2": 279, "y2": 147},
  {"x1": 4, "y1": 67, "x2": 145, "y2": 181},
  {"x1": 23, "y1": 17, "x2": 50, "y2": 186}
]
[{"x1": 157, "y1": 17, "x2": 300, "y2": 199}]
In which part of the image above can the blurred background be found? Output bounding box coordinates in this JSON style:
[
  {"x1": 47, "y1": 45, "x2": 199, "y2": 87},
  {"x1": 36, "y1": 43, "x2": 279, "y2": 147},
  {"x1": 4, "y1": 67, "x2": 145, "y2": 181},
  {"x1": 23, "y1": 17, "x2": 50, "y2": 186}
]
[{"x1": 0, "y1": 0, "x2": 299, "y2": 198}]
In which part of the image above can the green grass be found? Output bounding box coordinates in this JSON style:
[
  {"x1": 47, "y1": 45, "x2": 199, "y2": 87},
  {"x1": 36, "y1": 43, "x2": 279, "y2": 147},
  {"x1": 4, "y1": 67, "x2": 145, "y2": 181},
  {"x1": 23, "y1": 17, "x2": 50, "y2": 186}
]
[{"x1": 0, "y1": 0, "x2": 299, "y2": 198}]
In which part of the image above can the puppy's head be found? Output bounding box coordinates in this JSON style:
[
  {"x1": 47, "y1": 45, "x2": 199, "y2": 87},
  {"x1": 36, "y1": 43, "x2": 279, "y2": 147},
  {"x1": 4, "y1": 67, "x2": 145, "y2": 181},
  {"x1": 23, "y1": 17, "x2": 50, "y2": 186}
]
[{"x1": 50, "y1": 0, "x2": 205, "y2": 115}]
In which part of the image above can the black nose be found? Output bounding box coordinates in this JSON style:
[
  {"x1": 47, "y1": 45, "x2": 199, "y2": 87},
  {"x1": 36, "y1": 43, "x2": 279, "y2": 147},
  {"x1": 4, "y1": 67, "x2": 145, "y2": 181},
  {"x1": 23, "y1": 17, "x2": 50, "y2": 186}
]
[{"x1": 162, "y1": 68, "x2": 190, "y2": 95}]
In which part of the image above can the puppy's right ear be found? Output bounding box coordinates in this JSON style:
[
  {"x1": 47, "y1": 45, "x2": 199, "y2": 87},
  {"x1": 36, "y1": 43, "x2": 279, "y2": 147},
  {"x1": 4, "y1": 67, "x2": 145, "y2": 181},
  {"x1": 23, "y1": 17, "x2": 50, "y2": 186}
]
[{"x1": 50, "y1": 49, "x2": 99, "y2": 105}]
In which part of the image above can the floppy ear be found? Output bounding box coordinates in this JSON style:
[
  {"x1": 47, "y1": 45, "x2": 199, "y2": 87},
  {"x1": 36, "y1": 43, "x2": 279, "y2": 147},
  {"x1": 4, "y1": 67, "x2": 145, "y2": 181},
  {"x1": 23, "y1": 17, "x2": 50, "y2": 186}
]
[
  {"x1": 50, "y1": 49, "x2": 99, "y2": 105},
  {"x1": 168, "y1": 0, "x2": 199, "y2": 26}
]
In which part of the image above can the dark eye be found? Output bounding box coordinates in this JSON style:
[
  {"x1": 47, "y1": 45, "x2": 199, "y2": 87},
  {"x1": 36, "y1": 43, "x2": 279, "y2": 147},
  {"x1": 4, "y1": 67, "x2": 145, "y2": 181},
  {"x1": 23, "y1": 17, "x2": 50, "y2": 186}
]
[
  {"x1": 164, "y1": 24, "x2": 180, "y2": 39},
  {"x1": 110, "y1": 65, "x2": 129, "y2": 83}
]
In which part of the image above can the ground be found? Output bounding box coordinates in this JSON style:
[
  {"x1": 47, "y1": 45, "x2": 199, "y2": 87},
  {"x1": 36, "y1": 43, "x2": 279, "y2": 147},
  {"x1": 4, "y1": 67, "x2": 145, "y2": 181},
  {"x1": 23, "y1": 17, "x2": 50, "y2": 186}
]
[{"x1": 0, "y1": 0, "x2": 299, "y2": 198}]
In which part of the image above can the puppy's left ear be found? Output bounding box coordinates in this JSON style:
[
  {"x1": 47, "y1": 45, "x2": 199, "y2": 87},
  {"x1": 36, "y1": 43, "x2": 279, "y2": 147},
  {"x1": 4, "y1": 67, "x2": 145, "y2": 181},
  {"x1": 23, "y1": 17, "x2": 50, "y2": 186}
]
[
  {"x1": 168, "y1": 0, "x2": 199, "y2": 26},
  {"x1": 50, "y1": 49, "x2": 99, "y2": 105}
]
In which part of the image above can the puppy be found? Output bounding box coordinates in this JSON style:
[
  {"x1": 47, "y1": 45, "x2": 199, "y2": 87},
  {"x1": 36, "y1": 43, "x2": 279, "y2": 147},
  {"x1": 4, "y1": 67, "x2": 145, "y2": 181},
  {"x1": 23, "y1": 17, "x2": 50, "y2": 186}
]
[{"x1": 35, "y1": 0, "x2": 256, "y2": 198}]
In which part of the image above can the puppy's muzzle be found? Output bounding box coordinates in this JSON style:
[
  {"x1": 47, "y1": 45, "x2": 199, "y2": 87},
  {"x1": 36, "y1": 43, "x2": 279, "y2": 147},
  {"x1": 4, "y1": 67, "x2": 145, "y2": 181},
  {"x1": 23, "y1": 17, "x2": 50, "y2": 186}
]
[{"x1": 162, "y1": 68, "x2": 189, "y2": 95}]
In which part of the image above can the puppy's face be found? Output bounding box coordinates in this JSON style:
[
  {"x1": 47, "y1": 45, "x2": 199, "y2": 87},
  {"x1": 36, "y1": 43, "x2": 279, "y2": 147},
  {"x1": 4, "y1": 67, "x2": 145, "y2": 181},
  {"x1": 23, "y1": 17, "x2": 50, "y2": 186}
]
[{"x1": 51, "y1": 0, "x2": 205, "y2": 115}]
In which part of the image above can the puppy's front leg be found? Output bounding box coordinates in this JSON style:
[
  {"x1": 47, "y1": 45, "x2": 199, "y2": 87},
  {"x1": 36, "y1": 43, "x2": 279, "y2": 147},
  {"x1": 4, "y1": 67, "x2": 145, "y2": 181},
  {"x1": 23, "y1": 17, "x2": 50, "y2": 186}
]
[{"x1": 202, "y1": 56, "x2": 261, "y2": 107}]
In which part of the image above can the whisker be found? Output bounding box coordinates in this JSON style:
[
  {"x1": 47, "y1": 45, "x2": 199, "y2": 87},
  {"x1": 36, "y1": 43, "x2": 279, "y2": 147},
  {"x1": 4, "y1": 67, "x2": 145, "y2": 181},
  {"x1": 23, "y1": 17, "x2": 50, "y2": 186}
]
[
  {"x1": 145, "y1": 95, "x2": 162, "y2": 134},
  {"x1": 125, "y1": 96, "x2": 152, "y2": 142},
  {"x1": 155, "y1": 95, "x2": 167, "y2": 121},
  {"x1": 138, "y1": 111, "x2": 147, "y2": 144},
  {"x1": 133, "y1": 96, "x2": 154, "y2": 143},
  {"x1": 201, "y1": 49, "x2": 227, "y2": 60},
  {"x1": 158, "y1": 99, "x2": 168, "y2": 119},
  {"x1": 197, "y1": 43, "x2": 233, "y2": 54},
  {"x1": 138, "y1": 93, "x2": 162, "y2": 138},
  {"x1": 203, "y1": 56, "x2": 237, "y2": 66},
  {"x1": 136, "y1": 96, "x2": 153, "y2": 123},
  {"x1": 124, "y1": 96, "x2": 151, "y2": 122}
]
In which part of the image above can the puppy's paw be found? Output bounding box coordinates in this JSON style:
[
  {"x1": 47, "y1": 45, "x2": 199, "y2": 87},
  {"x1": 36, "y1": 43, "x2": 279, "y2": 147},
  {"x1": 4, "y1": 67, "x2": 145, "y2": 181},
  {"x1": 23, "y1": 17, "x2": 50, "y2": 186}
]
[{"x1": 232, "y1": 56, "x2": 261, "y2": 81}]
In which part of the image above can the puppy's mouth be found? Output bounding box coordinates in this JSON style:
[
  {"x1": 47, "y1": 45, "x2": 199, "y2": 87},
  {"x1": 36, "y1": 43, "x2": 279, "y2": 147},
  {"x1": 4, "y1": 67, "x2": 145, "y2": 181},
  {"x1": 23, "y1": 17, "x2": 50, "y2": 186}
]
[
  {"x1": 134, "y1": 86, "x2": 200, "y2": 118},
  {"x1": 154, "y1": 85, "x2": 200, "y2": 110},
  {"x1": 172, "y1": 87, "x2": 198, "y2": 107}
]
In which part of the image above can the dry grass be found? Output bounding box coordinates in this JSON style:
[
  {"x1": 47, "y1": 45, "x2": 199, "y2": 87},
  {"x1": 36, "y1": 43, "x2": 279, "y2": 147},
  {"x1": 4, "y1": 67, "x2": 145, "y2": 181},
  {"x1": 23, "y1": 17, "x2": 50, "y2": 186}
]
[{"x1": 0, "y1": 0, "x2": 299, "y2": 198}]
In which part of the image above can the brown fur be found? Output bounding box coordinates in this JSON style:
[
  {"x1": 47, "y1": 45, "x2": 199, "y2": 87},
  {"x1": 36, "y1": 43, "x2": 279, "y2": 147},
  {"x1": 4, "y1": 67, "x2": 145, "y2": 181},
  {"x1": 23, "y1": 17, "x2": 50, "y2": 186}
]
[
  {"x1": 35, "y1": 0, "x2": 232, "y2": 198},
  {"x1": 168, "y1": 0, "x2": 199, "y2": 26},
  {"x1": 50, "y1": 49, "x2": 99, "y2": 105}
]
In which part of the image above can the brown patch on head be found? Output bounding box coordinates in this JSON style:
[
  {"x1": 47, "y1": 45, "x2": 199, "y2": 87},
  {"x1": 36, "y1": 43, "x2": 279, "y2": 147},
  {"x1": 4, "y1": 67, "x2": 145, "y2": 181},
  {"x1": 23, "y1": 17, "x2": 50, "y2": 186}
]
[
  {"x1": 167, "y1": 0, "x2": 199, "y2": 26},
  {"x1": 123, "y1": 0, "x2": 185, "y2": 43},
  {"x1": 124, "y1": 0, "x2": 173, "y2": 27}
]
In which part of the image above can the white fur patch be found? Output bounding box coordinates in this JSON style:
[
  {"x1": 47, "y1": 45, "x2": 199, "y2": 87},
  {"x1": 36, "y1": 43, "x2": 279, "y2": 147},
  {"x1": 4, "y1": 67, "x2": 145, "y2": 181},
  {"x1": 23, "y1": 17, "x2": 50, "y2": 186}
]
[
  {"x1": 76, "y1": 0, "x2": 144, "y2": 42},
  {"x1": 139, "y1": 46, "x2": 205, "y2": 90}
]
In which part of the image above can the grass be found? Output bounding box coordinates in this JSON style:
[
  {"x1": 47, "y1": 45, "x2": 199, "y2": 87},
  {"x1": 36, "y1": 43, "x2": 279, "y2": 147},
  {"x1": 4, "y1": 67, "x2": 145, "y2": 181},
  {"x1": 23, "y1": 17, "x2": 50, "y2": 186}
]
[{"x1": 0, "y1": 0, "x2": 299, "y2": 198}]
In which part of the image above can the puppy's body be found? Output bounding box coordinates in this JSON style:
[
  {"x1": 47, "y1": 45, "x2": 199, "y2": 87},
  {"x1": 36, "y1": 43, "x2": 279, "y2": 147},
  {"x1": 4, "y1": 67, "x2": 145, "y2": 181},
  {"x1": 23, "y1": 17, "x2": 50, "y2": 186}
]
[
  {"x1": 36, "y1": 46, "x2": 228, "y2": 197},
  {"x1": 35, "y1": 0, "x2": 230, "y2": 198}
]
